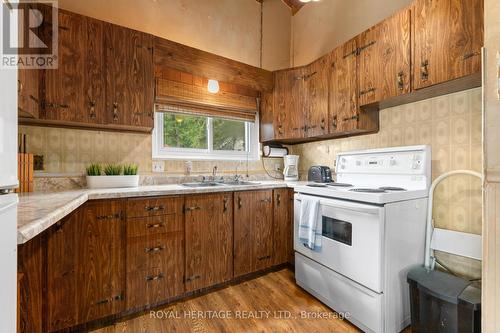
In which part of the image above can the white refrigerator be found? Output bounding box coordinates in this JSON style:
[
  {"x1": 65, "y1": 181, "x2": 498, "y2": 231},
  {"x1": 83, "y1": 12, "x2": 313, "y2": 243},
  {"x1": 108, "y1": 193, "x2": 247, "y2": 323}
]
[{"x1": 0, "y1": 4, "x2": 20, "y2": 333}]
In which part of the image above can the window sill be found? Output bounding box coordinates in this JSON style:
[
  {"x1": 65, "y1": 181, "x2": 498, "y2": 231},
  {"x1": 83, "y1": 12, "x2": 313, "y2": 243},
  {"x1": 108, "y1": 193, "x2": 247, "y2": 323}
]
[{"x1": 152, "y1": 153, "x2": 260, "y2": 162}]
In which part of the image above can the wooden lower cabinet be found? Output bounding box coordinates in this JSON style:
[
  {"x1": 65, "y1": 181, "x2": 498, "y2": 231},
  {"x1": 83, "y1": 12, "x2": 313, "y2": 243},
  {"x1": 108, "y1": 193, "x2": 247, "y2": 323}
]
[
  {"x1": 184, "y1": 193, "x2": 234, "y2": 292},
  {"x1": 272, "y1": 189, "x2": 294, "y2": 266},
  {"x1": 234, "y1": 190, "x2": 274, "y2": 277}
]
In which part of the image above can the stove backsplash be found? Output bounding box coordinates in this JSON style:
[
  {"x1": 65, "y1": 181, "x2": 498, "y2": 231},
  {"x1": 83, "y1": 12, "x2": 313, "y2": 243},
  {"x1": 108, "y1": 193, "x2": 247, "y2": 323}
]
[{"x1": 290, "y1": 87, "x2": 483, "y2": 280}]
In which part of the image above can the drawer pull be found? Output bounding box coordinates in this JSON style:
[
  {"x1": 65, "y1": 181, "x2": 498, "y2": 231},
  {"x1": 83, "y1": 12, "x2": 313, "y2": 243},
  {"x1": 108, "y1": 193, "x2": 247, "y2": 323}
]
[
  {"x1": 97, "y1": 213, "x2": 121, "y2": 220},
  {"x1": 260, "y1": 198, "x2": 272, "y2": 203},
  {"x1": 145, "y1": 205, "x2": 165, "y2": 212},
  {"x1": 145, "y1": 245, "x2": 165, "y2": 253},
  {"x1": 146, "y1": 222, "x2": 165, "y2": 229},
  {"x1": 184, "y1": 206, "x2": 201, "y2": 212},
  {"x1": 223, "y1": 197, "x2": 228, "y2": 213},
  {"x1": 257, "y1": 255, "x2": 271, "y2": 261},
  {"x1": 276, "y1": 193, "x2": 281, "y2": 206},
  {"x1": 185, "y1": 274, "x2": 201, "y2": 282},
  {"x1": 145, "y1": 273, "x2": 164, "y2": 282},
  {"x1": 95, "y1": 298, "x2": 110, "y2": 305}
]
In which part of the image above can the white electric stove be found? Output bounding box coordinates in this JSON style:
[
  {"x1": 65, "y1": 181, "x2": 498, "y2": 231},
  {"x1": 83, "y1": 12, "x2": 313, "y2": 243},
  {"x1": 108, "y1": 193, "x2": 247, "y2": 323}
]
[{"x1": 294, "y1": 145, "x2": 431, "y2": 333}]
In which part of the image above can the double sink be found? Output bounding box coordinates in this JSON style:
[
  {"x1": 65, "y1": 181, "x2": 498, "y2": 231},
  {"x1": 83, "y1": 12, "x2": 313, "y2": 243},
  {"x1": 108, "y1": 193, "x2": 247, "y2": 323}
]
[{"x1": 182, "y1": 180, "x2": 259, "y2": 188}]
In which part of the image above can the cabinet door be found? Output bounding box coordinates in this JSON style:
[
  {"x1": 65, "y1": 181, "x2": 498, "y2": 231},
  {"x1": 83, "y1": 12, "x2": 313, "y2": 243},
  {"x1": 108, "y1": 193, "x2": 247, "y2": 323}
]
[
  {"x1": 413, "y1": 0, "x2": 483, "y2": 89},
  {"x1": 42, "y1": 11, "x2": 86, "y2": 122},
  {"x1": 18, "y1": 68, "x2": 39, "y2": 118},
  {"x1": 329, "y1": 39, "x2": 358, "y2": 133},
  {"x1": 105, "y1": 25, "x2": 154, "y2": 128},
  {"x1": 234, "y1": 190, "x2": 273, "y2": 277},
  {"x1": 272, "y1": 189, "x2": 293, "y2": 266},
  {"x1": 185, "y1": 193, "x2": 233, "y2": 292},
  {"x1": 259, "y1": 89, "x2": 275, "y2": 142},
  {"x1": 307, "y1": 55, "x2": 330, "y2": 137},
  {"x1": 78, "y1": 200, "x2": 125, "y2": 323},
  {"x1": 47, "y1": 212, "x2": 79, "y2": 332},
  {"x1": 274, "y1": 68, "x2": 307, "y2": 140},
  {"x1": 358, "y1": 9, "x2": 411, "y2": 106}
]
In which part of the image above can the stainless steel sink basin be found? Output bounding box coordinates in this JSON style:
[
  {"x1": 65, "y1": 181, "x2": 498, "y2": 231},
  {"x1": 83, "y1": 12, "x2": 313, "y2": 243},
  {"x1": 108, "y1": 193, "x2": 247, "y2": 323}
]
[
  {"x1": 181, "y1": 182, "x2": 225, "y2": 188},
  {"x1": 221, "y1": 181, "x2": 260, "y2": 186}
]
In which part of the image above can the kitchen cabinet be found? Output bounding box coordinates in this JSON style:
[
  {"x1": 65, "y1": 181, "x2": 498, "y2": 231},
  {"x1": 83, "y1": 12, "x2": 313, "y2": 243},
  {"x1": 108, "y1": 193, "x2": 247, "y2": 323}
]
[
  {"x1": 272, "y1": 189, "x2": 294, "y2": 266},
  {"x1": 274, "y1": 67, "x2": 308, "y2": 140},
  {"x1": 358, "y1": 9, "x2": 411, "y2": 106},
  {"x1": 413, "y1": 0, "x2": 483, "y2": 89},
  {"x1": 78, "y1": 200, "x2": 125, "y2": 323},
  {"x1": 105, "y1": 24, "x2": 154, "y2": 129},
  {"x1": 18, "y1": 68, "x2": 40, "y2": 119},
  {"x1": 184, "y1": 193, "x2": 234, "y2": 292},
  {"x1": 259, "y1": 89, "x2": 275, "y2": 142},
  {"x1": 306, "y1": 55, "x2": 330, "y2": 137},
  {"x1": 234, "y1": 190, "x2": 274, "y2": 277},
  {"x1": 125, "y1": 196, "x2": 185, "y2": 309}
]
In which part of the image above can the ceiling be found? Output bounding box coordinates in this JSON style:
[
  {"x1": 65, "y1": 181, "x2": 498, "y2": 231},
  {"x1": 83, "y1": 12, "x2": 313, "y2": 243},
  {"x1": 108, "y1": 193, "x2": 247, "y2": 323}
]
[{"x1": 256, "y1": 0, "x2": 306, "y2": 15}]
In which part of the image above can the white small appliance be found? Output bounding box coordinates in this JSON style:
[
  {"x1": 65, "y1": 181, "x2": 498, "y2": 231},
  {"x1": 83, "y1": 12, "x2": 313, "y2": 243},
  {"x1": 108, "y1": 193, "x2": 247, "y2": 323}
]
[
  {"x1": 283, "y1": 155, "x2": 299, "y2": 181},
  {"x1": 0, "y1": 5, "x2": 19, "y2": 333},
  {"x1": 294, "y1": 145, "x2": 431, "y2": 333}
]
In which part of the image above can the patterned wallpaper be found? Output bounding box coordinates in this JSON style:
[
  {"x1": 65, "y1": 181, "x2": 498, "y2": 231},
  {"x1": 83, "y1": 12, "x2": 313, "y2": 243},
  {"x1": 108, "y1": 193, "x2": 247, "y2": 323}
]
[{"x1": 290, "y1": 88, "x2": 483, "y2": 279}]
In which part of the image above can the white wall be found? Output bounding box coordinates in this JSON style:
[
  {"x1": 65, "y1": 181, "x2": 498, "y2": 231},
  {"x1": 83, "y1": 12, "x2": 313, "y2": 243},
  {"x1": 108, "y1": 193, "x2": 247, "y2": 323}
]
[{"x1": 290, "y1": 0, "x2": 412, "y2": 66}]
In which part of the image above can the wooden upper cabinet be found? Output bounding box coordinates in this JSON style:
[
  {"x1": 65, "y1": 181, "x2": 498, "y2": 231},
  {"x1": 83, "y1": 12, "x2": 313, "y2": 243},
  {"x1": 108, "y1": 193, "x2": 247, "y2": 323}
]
[
  {"x1": 259, "y1": 89, "x2": 275, "y2": 142},
  {"x1": 274, "y1": 67, "x2": 308, "y2": 140},
  {"x1": 18, "y1": 68, "x2": 40, "y2": 119},
  {"x1": 105, "y1": 24, "x2": 154, "y2": 129},
  {"x1": 234, "y1": 190, "x2": 273, "y2": 277},
  {"x1": 358, "y1": 9, "x2": 411, "y2": 106},
  {"x1": 413, "y1": 0, "x2": 483, "y2": 89},
  {"x1": 329, "y1": 38, "x2": 359, "y2": 133},
  {"x1": 306, "y1": 55, "x2": 330, "y2": 137},
  {"x1": 184, "y1": 193, "x2": 233, "y2": 292}
]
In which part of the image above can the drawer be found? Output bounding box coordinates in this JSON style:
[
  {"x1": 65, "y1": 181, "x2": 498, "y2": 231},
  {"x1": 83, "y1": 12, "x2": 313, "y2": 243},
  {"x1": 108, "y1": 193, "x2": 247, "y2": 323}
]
[
  {"x1": 126, "y1": 268, "x2": 184, "y2": 309},
  {"x1": 127, "y1": 234, "x2": 183, "y2": 272},
  {"x1": 127, "y1": 196, "x2": 183, "y2": 218},
  {"x1": 127, "y1": 214, "x2": 182, "y2": 238}
]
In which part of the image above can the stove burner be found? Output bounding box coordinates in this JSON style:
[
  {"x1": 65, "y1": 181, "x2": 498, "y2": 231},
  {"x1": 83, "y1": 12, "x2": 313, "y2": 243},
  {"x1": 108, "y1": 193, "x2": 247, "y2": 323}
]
[
  {"x1": 379, "y1": 187, "x2": 407, "y2": 191},
  {"x1": 349, "y1": 188, "x2": 387, "y2": 193},
  {"x1": 327, "y1": 183, "x2": 353, "y2": 187},
  {"x1": 307, "y1": 183, "x2": 328, "y2": 188}
]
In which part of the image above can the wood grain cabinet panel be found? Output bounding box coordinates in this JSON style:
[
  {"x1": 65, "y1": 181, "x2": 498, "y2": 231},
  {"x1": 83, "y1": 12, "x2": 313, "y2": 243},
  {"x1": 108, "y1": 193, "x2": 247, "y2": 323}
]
[
  {"x1": 259, "y1": 89, "x2": 275, "y2": 142},
  {"x1": 234, "y1": 190, "x2": 274, "y2": 277},
  {"x1": 358, "y1": 9, "x2": 411, "y2": 106},
  {"x1": 185, "y1": 193, "x2": 233, "y2": 292},
  {"x1": 306, "y1": 55, "x2": 331, "y2": 137},
  {"x1": 126, "y1": 214, "x2": 181, "y2": 238},
  {"x1": 105, "y1": 24, "x2": 154, "y2": 129},
  {"x1": 18, "y1": 68, "x2": 40, "y2": 119},
  {"x1": 78, "y1": 200, "x2": 125, "y2": 323},
  {"x1": 126, "y1": 196, "x2": 182, "y2": 219},
  {"x1": 413, "y1": 0, "x2": 483, "y2": 89},
  {"x1": 272, "y1": 189, "x2": 293, "y2": 266}
]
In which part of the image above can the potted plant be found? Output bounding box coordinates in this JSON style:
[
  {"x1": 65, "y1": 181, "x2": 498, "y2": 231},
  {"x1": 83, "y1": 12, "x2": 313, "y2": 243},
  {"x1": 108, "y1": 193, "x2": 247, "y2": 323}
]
[{"x1": 86, "y1": 163, "x2": 139, "y2": 189}]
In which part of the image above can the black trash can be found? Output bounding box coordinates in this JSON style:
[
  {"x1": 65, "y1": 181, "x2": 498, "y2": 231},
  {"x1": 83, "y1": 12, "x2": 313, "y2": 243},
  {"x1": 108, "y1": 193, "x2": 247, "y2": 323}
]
[{"x1": 407, "y1": 266, "x2": 481, "y2": 333}]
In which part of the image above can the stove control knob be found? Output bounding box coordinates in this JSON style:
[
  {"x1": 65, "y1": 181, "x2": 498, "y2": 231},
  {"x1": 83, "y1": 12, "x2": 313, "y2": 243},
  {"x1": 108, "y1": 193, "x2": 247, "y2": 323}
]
[{"x1": 389, "y1": 158, "x2": 396, "y2": 166}]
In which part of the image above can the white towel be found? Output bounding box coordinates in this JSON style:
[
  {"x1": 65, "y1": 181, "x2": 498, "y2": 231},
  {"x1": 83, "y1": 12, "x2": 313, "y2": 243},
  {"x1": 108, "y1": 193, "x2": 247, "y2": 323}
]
[{"x1": 298, "y1": 196, "x2": 322, "y2": 251}]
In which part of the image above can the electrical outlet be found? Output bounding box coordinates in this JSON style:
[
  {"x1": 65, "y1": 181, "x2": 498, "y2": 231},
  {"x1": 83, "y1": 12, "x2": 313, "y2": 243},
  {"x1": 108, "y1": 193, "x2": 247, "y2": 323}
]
[{"x1": 152, "y1": 160, "x2": 165, "y2": 173}]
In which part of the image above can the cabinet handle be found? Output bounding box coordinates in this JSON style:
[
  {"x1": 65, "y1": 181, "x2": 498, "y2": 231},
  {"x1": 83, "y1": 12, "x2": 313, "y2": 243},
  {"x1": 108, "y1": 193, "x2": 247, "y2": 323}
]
[
  {"x1": 320, "y1": 118, "x2": 326, "y2": 130},
  {"x1": 96, "y1": 213, "x2": 121, "y2": 220},
  {"x1": 257, "y1": 255, "x2": 271, "y2": 261},
  {"x1": 277, "y1": 193, "x2": 281, "y2": 206},
  {"x1": 463, "y1": 51, "x2": 480, "y2": 60},
  {"x1": 397, "y1": 71, "x2": 404, "y2": 91},
  {"x1": 95, "y1": 298, "x2": 110, "y2": 305},
  {"x1": 332, "y1": 115, "x2": 338, "y2": 130},
  {"x1": 145, "y1": 205, "x2": 165, "y2": 212},
  {"x1": 44, "y1": 102, "x2": 69, "y2": 109},
  {"x1": 145, "y1": 273, "x2": 164, "y2": 282},
  {"x1": 277, "y1": 125, "x2": 283, "y2": 135},
  {"x1": 18, "y1": 80, "x2": 22, "y2": 93},
  {"x1": 112, "y1": 102, "x2": 118, "y2": 121},
  {"x1": 185, "y1": 274, "x2": 201, "y2": 282},
  {"x1": 342, "y1": 115, "x2": 359, "y2": 122},
  {"x1": 184, "y1": 206, "x2": 201, "y2": 212},
  {"x1": 223, "y1": 197, "x2": 228, "y2": 213},
  {"x1": 359, "y1": 87, "x2": 376, "y2": 97},
  {"x1": 357, "y1": 40, "x2": 376, "y2": 54},
  {"x1": 114, "y1": 294, "x2": 124, "y2": 301},
  {"x1": 89, "y1": 100, "x2": 96, "y2": 119},
  {"x1": 420, "y1": 60, "x2": 429, "y2": 82},
  {"x1": 145, "y1": 245, "x2": 165, "y2": 253},
  {"x1": 29, "y1": 95, "x2": 38, "y2": 103},
  {"x1": 146, "y1": 222, "x2": 165, "y2": 229},
  {"x1": 238, "y1": 197, "x2": 242, "y2": 209},
  {"x1": 260, "y1": 198, "x2": 272, "y2": 203}
]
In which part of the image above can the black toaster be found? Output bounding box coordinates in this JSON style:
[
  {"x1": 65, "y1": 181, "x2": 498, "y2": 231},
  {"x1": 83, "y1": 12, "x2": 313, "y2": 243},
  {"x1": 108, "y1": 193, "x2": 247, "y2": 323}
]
[{"x1": 308, "y1": 166, "x2": 332, "y2": 183}]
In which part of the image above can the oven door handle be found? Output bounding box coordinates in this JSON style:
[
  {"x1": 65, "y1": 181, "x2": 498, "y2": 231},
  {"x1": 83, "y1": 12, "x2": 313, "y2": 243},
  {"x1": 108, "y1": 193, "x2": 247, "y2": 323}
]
[{"x1": 296, "y1": 198, "x2": 380, "y2": 215}]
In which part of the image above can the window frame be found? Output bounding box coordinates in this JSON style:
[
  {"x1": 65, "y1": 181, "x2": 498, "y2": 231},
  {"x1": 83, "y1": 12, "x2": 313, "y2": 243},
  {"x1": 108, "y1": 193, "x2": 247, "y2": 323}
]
[{"x1": 152, "y1": 112, "x2": 260, "y2": 161}]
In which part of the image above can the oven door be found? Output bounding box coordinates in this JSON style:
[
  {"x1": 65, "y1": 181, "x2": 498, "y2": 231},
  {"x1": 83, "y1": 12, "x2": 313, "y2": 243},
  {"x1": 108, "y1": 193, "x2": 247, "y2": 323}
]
[{"x1": 294, "y1": 193, "x2": 385, "y2": 293}]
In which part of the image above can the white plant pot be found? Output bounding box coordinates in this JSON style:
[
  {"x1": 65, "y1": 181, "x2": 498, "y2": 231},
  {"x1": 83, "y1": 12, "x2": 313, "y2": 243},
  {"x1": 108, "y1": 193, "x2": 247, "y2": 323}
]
[{"x1": 86, "y1": 175, "x2": 139, "y2": 189}]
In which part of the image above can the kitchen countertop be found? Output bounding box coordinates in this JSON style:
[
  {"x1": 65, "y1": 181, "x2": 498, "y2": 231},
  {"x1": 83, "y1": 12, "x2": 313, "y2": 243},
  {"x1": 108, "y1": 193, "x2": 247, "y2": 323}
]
[{"x1": 17, "y1": 181, "x2": 304, "y2": 245}]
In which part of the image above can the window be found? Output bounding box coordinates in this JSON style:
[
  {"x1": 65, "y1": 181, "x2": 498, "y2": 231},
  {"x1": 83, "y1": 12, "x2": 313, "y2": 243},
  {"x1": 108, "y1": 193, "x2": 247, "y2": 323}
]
[{"x1": 153, "y1": 111, "x2": 259, "y2": 161}]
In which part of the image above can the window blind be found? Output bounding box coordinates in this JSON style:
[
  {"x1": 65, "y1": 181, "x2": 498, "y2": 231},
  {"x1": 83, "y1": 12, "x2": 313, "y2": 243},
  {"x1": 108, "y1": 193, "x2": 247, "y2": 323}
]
[{"x1": 155, "y1": 103, "x2": 256, "y2": 122}]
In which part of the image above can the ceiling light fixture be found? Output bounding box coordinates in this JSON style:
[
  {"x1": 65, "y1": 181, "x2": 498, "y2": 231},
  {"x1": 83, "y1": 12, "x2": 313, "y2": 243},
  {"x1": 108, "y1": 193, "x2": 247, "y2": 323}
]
[{"x1": 207, "y1": 79, "x2": 219, "y2": 94}]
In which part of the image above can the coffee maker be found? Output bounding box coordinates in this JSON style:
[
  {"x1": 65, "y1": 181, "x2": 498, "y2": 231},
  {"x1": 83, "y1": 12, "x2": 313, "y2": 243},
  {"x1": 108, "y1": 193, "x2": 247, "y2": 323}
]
[{"x1": 283, "y1": 155, "x2": 299, "y2": 181}]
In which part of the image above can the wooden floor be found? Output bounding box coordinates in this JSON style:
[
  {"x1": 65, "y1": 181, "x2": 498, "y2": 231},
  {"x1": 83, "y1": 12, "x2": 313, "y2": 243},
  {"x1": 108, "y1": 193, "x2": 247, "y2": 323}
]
[{"x1": 92, "y1": 268, "x2": 366, "y2": 333}]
